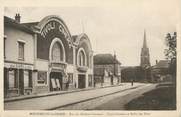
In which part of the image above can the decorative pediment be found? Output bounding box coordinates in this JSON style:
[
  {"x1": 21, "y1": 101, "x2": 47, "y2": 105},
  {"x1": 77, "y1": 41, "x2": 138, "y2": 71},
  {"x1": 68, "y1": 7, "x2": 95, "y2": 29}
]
[{"x1": 72, "y1": 33, "x2": 92, "y2": 50}]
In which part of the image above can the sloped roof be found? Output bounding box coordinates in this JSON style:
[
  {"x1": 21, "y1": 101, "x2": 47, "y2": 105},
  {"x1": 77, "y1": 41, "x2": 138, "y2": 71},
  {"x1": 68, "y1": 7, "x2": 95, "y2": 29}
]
[
  {"x1": 22, "y1": 22, "x2": 39, "y2": 29},
  {"x1": 94, "y1": 54, "x2": 121, "y2": 65},
  {"x1": 153, "y1": 60, "x2": 170, "y2": 69},
  {"x1": 4, "y1": 16, "x2": 34, "y2": 34}
]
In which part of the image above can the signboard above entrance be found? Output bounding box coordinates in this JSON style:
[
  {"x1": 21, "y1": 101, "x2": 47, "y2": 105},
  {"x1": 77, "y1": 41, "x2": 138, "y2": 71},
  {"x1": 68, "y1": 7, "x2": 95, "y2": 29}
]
[
  {"x1": 40, "y1": 21, "x2": 69, "y2": 39},
  {"x1": 4, "y1": 62, "x2": 33, "y2": 70},
  {"x1": 37, "y1": 18, "x2": 74, "y2": 61}
]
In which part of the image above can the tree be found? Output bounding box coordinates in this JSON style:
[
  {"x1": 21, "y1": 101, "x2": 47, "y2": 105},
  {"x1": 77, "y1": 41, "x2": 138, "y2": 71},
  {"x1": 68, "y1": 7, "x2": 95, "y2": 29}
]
[
  {"x1": 164, "y1": 32, "x2": 176, "y2": 60},
  {"x1": 164, "y1": 32, "x2": 176, "y2": 84}
]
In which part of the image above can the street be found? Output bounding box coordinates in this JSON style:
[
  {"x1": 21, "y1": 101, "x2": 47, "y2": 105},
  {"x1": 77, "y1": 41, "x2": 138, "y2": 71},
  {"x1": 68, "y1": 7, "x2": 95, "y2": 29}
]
[
  {"x1": 56, "y1": 83, "x2": 157, "y2": 110},
  {"x1": 4, "y1": 83, "x2": 156, "y2": 110}
]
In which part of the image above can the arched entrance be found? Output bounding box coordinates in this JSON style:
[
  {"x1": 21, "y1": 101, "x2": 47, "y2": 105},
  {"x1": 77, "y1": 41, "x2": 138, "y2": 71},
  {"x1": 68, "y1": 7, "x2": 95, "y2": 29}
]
[
  {"x1": 49, "y1": 72, "x2": 62, "y2": 91},
  {"x1": 49, "y1": 38, "x2": 67, "y2": 91}
]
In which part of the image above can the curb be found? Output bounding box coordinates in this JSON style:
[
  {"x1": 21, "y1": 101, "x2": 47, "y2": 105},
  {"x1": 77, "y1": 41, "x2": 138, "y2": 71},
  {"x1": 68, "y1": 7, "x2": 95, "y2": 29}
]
[{"x1": 4, "y1": 83, "x2": 125, "y2": 103}]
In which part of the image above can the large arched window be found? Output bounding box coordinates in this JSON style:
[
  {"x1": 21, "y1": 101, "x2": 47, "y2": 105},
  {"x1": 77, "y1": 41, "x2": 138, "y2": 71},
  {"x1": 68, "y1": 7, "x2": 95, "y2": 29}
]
[
  {"x1": 52, "y1": 42, "x2": 63, "y2": 62},
  {"x1": 49, "y1": 38, "x2": 65, "y2": 62},
  {"x1": 79, "y1": 51, "x2": 85, "y2": 66},
  {"x1": 77, "y1": 48, "x2": 86, "y2": 66}
]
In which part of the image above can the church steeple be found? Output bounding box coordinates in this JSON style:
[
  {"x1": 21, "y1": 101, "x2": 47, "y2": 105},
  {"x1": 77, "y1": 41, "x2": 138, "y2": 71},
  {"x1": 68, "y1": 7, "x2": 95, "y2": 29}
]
[
  {"x1": 140, "y1": 30, "x2": 150, "y2": 67},
  {"x1": 143, "y1": 29, "x2": 147, "y2": 48}
]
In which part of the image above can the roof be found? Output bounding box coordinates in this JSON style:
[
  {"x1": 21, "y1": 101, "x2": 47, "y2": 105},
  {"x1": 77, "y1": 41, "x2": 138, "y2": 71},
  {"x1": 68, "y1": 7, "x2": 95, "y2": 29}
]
[
  {"x1": 152, "y1": 60, "x2": 170, "y2": 69},
  {"x1": 4, "y1": 16, "x2": 34, "y2": 34},
  {"x1": 22, "y1": 22, "x2": 39, "y2": 29},
  {"x1": 94, "y1": 54, "x2": 121, "y2": 65}
]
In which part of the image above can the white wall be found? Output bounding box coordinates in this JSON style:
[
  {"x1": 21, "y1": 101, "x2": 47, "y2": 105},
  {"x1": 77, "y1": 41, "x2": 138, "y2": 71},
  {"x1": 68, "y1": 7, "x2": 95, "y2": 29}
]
[
  {"x1": 4, "y1": 27, "x2": 34, "y2": 64},
  {"x1": 67, "y1": 64, "x2": 74, "y2": 73},
  {"x1": 35, "y1": 59, "x2": 49, "y2": 71}
]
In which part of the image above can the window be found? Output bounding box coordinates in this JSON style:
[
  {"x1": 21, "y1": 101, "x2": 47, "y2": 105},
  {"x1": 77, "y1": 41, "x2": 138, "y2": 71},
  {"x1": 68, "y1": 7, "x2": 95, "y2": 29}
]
[
  {"x1": 78, "y1": 50, "x2": 86, "y2": 66},
  {"x1": 24, "y1": 70, "x2": 32, "y2": 88},
  {"x1": 18, "y1": 42, "x2": 25, "y2": 60},
  {"x1": 52, "y1": 42, "x2": 63, "y2": 62},
  {"x1": 8, "y1": 69, "x2": 18, "y2": 88},
  {"x1": 37, "y1": 71, "x2": 47, "y2": 84},
  {"x1": 24, "y1": 70, "x2": 29, "y2": 87},
  {"x1": 68, "y1": 73, "x2": 73, "y2": 84}
]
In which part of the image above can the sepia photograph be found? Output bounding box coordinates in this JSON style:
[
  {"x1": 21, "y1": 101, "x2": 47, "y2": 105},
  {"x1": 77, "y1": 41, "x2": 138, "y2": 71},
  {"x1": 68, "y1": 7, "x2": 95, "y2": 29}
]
[{"x1": 1, "y1": 0, "x2": 181, "y2": 116}]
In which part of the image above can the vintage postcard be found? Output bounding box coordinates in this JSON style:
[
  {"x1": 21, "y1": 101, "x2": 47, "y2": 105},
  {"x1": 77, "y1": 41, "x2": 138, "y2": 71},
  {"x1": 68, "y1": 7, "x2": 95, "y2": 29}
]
[{"x1": 1, "y1": 0, "x2": 181, "y2": 117}]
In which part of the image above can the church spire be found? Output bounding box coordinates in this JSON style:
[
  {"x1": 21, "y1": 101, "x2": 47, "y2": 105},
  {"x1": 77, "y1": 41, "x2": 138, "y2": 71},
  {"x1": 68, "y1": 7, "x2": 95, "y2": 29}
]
[
  {"x1": 140, "y1": 29, "x2": 150, "y2": 67},
  {"x1": 143, "y1": 29, "x2": 147, "y2": 48}
]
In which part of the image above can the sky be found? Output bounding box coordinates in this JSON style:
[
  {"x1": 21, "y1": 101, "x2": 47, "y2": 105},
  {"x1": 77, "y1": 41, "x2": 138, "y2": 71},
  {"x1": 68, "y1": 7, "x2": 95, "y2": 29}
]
[{"x1": 4, "y1": 0, "x2": 180, "y2": 66}]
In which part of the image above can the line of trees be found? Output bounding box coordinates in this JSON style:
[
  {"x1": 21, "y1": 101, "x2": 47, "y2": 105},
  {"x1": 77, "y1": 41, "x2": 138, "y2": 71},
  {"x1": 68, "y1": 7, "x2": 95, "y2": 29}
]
[{"x1": 121, "y1": 66, "x2": 151, "y2": 83}]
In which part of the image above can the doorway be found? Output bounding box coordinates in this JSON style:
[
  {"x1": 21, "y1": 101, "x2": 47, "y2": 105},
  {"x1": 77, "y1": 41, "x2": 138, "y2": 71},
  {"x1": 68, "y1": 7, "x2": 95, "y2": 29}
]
[
  {"x1": 78, "y1": 74, "x2": 86, "y2": 88},
  {"x1": 50, "y1": 72, "x2": 62, "y2": 91}
]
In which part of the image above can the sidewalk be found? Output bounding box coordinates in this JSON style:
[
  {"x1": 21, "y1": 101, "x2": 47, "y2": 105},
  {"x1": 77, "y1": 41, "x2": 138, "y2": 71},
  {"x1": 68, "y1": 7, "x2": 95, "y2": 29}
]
[
  {"x1": 4, "y1": 83, "x2": 146, "y2": 110},
  {"x1": 5, "y1": 83, "x2": 124, "y2": 102}
]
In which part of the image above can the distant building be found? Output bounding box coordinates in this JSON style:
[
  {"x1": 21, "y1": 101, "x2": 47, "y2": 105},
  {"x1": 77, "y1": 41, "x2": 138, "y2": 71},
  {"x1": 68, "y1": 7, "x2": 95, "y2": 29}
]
[
  {"x1": 4, "y1": 14, "x2": 93, "y2": 98},
  {"x1": 93, "y1": 54, "x2": 121, "y2": 86},
  {"x1": 151, "y1": 60, "x2": 171, "y2": 82}
]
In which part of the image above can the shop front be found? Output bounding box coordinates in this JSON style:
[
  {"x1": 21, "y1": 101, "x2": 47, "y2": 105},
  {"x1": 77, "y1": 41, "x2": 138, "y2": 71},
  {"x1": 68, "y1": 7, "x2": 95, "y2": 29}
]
[{"x1": 4, "y1": 62, "x2": 33, "y2": 98}]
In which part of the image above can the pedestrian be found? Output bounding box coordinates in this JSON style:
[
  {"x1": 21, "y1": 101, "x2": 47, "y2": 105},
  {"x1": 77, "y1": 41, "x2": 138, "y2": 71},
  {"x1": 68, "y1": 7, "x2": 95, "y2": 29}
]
[
  {"x1": 66, "y1": 80, "x2": 69, "y2": 90},
  {"x1": 131, "y1": 79, "x2": 134, "y2": 86},
  {"x1": 74, "y1": 82, "x2": 77, "y2": 88},
  {"x1": 94, "y1": 80, "x2": 96, "y2": 87},
  {"x1": 111, "y1": 75, "x2": 113, "y2": 85}
]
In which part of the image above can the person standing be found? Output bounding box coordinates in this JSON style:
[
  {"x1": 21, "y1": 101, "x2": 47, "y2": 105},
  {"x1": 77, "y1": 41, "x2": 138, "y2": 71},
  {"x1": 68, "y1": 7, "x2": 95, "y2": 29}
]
[
  {"x1": 111, "y1": 75, "x2": 114, "y2": 85},
  {"x1": 66, "y1": 79, "x2": 69, "y2": 90},
  {"x1": 131, "y1": 79, "x2": 134, "y2": 86}
]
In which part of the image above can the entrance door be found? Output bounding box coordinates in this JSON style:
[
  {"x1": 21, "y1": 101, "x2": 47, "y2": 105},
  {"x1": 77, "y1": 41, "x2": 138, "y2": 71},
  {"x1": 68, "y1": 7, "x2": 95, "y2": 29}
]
[
  {"x1": 78, "y1": 74, "x2": 86, "y2": 88},
  {"x1": 50, "y1": 72, "x2": 62, "y2": 91}
]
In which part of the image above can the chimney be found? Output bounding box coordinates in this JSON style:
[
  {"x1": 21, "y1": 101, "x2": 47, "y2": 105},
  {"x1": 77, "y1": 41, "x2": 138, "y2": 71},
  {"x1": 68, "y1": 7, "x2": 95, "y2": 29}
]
[{"x1": 15, "y1": 13, "x2": 21, "y2": 23}]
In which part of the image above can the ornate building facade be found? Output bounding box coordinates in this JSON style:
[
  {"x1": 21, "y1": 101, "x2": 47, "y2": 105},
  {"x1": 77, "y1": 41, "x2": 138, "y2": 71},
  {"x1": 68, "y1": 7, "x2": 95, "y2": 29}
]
[{"x1": 4, "y1": 14, "x2": 94, "y2": 98}]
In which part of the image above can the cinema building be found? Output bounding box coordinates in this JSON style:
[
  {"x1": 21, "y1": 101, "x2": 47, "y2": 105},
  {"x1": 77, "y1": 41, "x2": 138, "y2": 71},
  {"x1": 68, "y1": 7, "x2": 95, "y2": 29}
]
[{"x1": 4, "y1": 14, "x2": 94, "y2": 98}]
